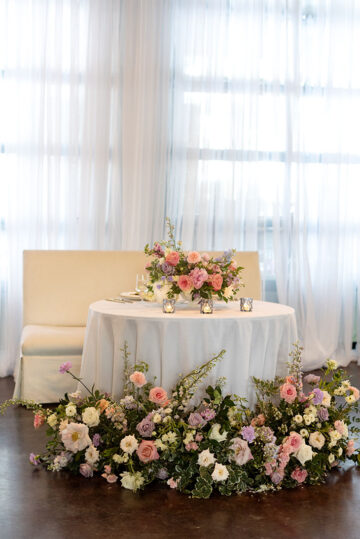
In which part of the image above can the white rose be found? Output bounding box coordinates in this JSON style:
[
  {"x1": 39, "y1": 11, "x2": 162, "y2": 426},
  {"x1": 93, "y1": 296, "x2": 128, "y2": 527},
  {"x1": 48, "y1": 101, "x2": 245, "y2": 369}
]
[
  {"x1": 295, "y1": 442, "x2": 314, "y2": 466},
  {"x1": 85, "y1": 445, "x2": 99, "y2": 465},
  {"x1": 198, "y1": 449, "x2": 216, "y2": 468},
  {"x1": 294, "y1": 415, "x2": 303, "y2": 424},
  {"x1": 328, "y1": 453, "x2": 335, "y2": 464},
  {"x1": 120, "y1": 434, "x2": 139, "y2": 455},
  {"x1": 211, "y1": 463, "x2": 229, "y2": 482},
  {"x1": 321, "y1": 390, "x2": 332, "y2": 407},
  {"x1": 65, "y1": 404, "x2": 77, "y2": 418},
  {"x1": 47, "y1": 413, "x2": 58, "y2": 428},
  {"x1": 209, "y1": 423, "x2": 228, "y2": 443},
  {"x1": 82, "y1": 407, "x2": 100, "y2": 427},
  {"x1": 309, "y1": 431, "x2": 325, "y2": 450}
]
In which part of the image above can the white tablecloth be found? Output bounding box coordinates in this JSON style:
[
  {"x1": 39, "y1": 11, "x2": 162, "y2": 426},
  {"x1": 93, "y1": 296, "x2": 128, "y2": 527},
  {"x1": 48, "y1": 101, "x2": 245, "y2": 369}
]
[{"x1": 78, "y1": 300, "x2": 297, "y2": 407}]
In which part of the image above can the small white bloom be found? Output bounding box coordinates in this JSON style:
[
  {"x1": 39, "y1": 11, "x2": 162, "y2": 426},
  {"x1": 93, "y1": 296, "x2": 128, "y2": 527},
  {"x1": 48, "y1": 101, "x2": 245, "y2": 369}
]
[
  {"x1": 334, "y1": 387, "x2": 346, "y2": 396},
  {"x1": 197, "y1": 449, "x2": 216, "y2": 468},
  {"x1": 294, "y1": 414, "x2": 303, "y2": 424},
  {"x1": 183, "y1": 431, "x2": 194, "y2": 445},
  {"x1": 153, "y1": 413, "x2": 162, "y2": 424},
  {"x1": 82, "y1": 407, "x2": 100, "y2": 427},
  {"x1": 65, "y1": 404, "x2": 77, "y2": 418},
  {"x1": 209, "y1": 423, "x2": 228, "y2": 443},
  {"x1": 47, "y1": 413, "x2": 58, "y2": 428},
  {"x1": 304, "y1": 405, "x2": 317, "y2": 416},
  {"x1": 68, "y1": 390, "x2": 82, "y2": 401},
  {"x1": 164, "y1": 408, "x2": 172, "y2": 415},
  {"x1": 154, "y1": 439, "x2": 167, "y2": 451},
  {"x1": 329, "y1": 429, "x2": 341, "y2": 447},
  {"x1": 309, "y1": 431, "x2": 325, "y2": 450},
  {"x1": 112, "y1": 453, "x2": 123, "y2": 464},
  {"x1": 300, "y1": 428, "x2": 309, "y2": 438},
  {"x1": 328, "y1": 453, "x2": 335, "y2": 464},
  {"x1": 327, "y1": 359, "x2": 338, "y2": 370},
  {"x1": 85, "y1": 445, "x2": 99, "y2": 465},
  {"x1": 304, "y1": 414, "x2": 316, "y2": 426},
  {"x1": 120, "y1": 434, "x2": 139, "y2": 454},
  {"x1": 120, "y1": 471, "x2": 144, "y2": 491},
  {"x1": 211, "y1": 463, "x2": 229, "y2": 482},
  {"x1": 345, "y1": 394, "x2": 356, "y2": 404},
  {"x1": 295, "y1": 442, "x2": 314, "y2": 466},
  {"x1": 342, "y1": 380, "x2": 351, "y2": 389},
  {"x1": 167, "y1": 432, "x2": 177, "y2": 444},
  {"x1": 337, "y1": 447, "x2": 343, "y2": 457}
]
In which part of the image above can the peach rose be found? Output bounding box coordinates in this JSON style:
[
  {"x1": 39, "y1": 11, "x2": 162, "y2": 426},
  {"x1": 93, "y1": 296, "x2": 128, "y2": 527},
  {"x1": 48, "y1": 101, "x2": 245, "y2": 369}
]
[
  {"x1": 97, "y1": 399, "x2": 110, "y2": 413},
  {"x1": 250, "y1": 413, "x2": 266, "y2": 427},
  {"x1": 137, "y1": 440, "x2": 159, "y2": 463},
  {"x1": 165, "y1": 251, "x2": 180, "y2": 266},
  {"x1": 130, "y1": 371, "x2": 147, "y2": 388},
  {"x1": 187, "y1": 251, "x2": 201, "y2": 264},
  {"x1": 349, "y1": 386, "x2": 360, "y2": 401},
  {"x1": 280, "y1": 382, "x2": 297, "y2": 403},
  {"x1": 149, "y1": 386, "x2": 168, "y2": 405},
  {"x1": 209, "y1": 273, "x2": 223, "y2": 291},
  {"x1": 346, "y1": 439, "x2": 355, "y2": 456},
  {"x1": 33, "y1": 413, "x2": 45, "y2": 429},
  {"x1": 178, "y1": 275, "x2": 194, "y2": 291}
]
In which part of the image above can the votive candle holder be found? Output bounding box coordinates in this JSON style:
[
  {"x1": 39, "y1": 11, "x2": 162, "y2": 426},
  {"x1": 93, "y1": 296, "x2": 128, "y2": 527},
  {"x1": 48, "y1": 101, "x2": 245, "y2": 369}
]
[
  {"x1": 200, "y1": 298, "x2": 213, "y2": 314},
  {"x1": 240, "y1": 297, "x2": 253, "y2": 312},
  {"x1": 163, "y1": 299, "x2": 176, "y2": 313}
]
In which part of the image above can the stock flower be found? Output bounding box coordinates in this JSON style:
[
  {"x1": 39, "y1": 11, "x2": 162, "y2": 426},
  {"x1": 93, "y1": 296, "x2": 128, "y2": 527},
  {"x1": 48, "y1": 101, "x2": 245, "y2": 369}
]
[
  {"x1": 33, "y1": 413, "x2": 45, "y2": 429},
  {"x1": 291, "y1": 467, "x2": 308, "y2": 484},
  {"x1": 120, "y1": 435, "x2": 139, "y2": 454},
  {"x1": 59, "y1": 361, "x2": 72, "y2": 374},
  {"x1": 211, "y1": 463, "x2": 229, "y2": 482},
  {"x1": 149, "y1": 387, "x2": 168, "y2": 406},
  {"x1": 279, "y1": 382, "x2": 297, "y2": 404},
  {"x1": 61, "y1": 422, "x2": 91, "y2": 453},
  {"x1": 295, "y1": 442, "x2": 314, "y2": 466},
  {"x1": 187, "y1": 251, "x2": 201, "y2": 264},
  {"x1": 200, "y1": 408, "x2": 216, "y2": 421},
  {"x1": 137, "y1": 440, "x2": 159, "y2": 463},
  {"x1": 311, "y1": 388, "x2": 324, "y2": 405},
  {"x1": 47, "y1": 413, "x2": 58, "y2": 428},
  {"x1": 309, "y1": 431, "x2": 325, "y2": 450},
  {"x1": 165, "y1": 251, "x2": 180, "y2": 266},
  {"x1": 229, "y1": 437, "x2": 253, "y2": 465},
  {"x1": 198, "y1": 449, "x2": 216, "y2": 467},
  {"x1": 82, "y1": 407, "x2": 100, "y2": 427},
  {"x1": 209, "y1": 423, "x2": 228, "y2": 442}
]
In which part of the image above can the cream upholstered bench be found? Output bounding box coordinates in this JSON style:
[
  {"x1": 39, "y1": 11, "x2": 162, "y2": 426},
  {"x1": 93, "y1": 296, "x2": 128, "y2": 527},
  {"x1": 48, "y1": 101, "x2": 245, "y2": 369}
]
[{"x1": 13, "y1": 250, "x2": 261, "y2": 403}]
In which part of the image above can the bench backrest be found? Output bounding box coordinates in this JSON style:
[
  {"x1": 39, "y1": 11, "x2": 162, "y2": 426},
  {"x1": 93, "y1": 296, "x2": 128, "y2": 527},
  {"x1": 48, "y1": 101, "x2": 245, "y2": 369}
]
[{"x1": 23, "y1": 250, "x2": 261, "y2": 326}]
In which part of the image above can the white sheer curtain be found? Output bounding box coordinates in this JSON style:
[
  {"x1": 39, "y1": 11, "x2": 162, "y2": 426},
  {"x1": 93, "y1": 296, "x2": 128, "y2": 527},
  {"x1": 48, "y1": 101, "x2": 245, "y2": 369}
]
[{"x1": 0, "y1": 0, "x2": 359, "y2": 376}]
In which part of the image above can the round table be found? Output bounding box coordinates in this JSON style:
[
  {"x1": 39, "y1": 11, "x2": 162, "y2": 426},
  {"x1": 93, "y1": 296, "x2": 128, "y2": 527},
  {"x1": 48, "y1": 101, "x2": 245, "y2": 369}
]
[{"x1": 78, "y1": 300, "x2": 297, "y2": 407}]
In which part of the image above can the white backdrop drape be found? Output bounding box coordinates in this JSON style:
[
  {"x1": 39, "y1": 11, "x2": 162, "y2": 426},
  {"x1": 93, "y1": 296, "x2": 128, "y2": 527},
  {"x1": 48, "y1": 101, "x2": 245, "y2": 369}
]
[{"x1": 1, "y1": 0, "x2": 359, "y2": 376}]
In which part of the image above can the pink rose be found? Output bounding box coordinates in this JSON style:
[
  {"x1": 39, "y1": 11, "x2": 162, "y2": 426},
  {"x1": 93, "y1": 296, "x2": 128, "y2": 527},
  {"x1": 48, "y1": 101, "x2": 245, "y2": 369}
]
[
  {"x1": 187, "y1": 251, "x2": 201, "y2": 264},
  {"x1": 291, "y1": 467, "x2": 308, "y2": 484},
  {"x1": 283, "y1": 432, "x2": 303, "y2": 454},
  {"x1": 33, "y1": 413, "x2": 45, "y2": 429},
  {"x1": 130, "y1": 371, "x2": 147, "y2": 388},
  {"x1": 137, "y1": 440, "x2": 159, "y2": 463},
  {"x1": 106, "y1": 474, "x2": 118, "y2": 483},
  {"x1": 349, "y1": 386, "x2": 360, "y2": 401},
  {"x1": 201, "y1": 253, "x2": 210, "y2": 262},
  {"x1": 189, "y1": 268, "x2": 208, "y2": 289},
  {"x1": 165, "y1": 251, "x2": 180, "y2": 266},
  {"x1": 195, "y1": 433, "x2": 203, "y2": 442},
  {"x1": 346, "y1": 439, "x2": 355, "y2": 456},
  {"x1": 334, "y1": 420, "x2": 346, "y2": 436},
  {"x1": 149, "y1": 386, "x2": 168, "y2": 405},
  {"x1": 280, "y1": 382, "x2": 297, "y2": 403},
  {"x1": 178, "y1": 275, "x2": 194, "y2": 291},
  {"x1": 167, "y1": 477, "x2": 179, "y2": 489},
  {"x1": 250, "y1": 413, "x2": 266, "y2": 427},
  {"x1": 209, "y1": 273, "x2": 223, "y2": 291},
  {"x1": 264, "y1": 462, "x2": 274, "y2": 476}
]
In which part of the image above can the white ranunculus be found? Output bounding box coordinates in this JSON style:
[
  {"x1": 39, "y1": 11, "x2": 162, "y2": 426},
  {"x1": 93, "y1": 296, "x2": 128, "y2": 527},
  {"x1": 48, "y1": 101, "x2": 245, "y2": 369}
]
[
  {"x1": 294, "y1": 414, "x2": 303, "y2": 424},
  {"x1": 82, "y1": 407, "x2": 100, "y2": 427},
  {"x1": 211, "y1": 463, "x2": 229, "y2": 482},
  {"x1": 309, "y1": 431, "x2": 325, "y2": 450},
  {"x1": 85, "y1": 445, "x2": 100, "y2": 465},
  {"x1": 305, "y1": 405, "x2": 317, "y2": 416},
  {"x1": 120, "y1": 434, "x2": 139, "y2": 454},
  {"x1": 197, "y1": 449, "x2": 216, "y2": 468},
  {"x1": 304, "y1": 414, "x2": 316, "y2": 426},
  {"x1": 209, "y1": 423, "x2": 228, "y2": 443},
  {"x1": 120, "y1": 471, "x2": 144, "y2": 491},
  {"x1": 321, "y1": 390, "x2": 332, "y2": 407},
  {"x1": 300, "y1": 428, "x2": 309, "y2": 438},
  {"x1": 61, "y1": 422, "x2": 91, "y2": 453},
  {"x1": 65, "y1": 404, "x2": 77, "y2": 417},
  {"x1": 47, "y1": 413, "x2": 58, "y2": 428},
  {"x1": 295, "y1": 442, "x2": 314, "y2": 466}
]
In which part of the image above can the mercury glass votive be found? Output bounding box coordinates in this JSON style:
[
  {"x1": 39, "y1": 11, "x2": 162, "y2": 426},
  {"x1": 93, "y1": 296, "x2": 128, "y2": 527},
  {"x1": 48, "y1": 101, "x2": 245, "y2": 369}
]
[
  {"x1": 240, "y1": 297, "x2": 253, "y2": 312},
  {"x1": 163, "y1": 298, "x2": 176, "y2": 313},
  {"x1": 200, "y1": 298, "x2": 213, "y2": 314}
]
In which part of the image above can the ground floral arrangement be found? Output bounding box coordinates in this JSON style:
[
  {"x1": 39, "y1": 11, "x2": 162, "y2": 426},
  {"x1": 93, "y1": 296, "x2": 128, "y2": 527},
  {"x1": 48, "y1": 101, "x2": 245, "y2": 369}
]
[
  {"x1": 144, "y1": 218, "x2": 243, "y2": 302},
  {"x1": 2, "y1": 344, "x2": 360, "y2": 498}
]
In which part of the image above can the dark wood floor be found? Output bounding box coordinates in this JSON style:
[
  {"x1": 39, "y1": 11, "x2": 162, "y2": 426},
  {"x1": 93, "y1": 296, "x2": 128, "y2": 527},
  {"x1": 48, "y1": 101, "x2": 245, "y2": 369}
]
[{"x1": 1, "y1": 366, "x2": 360, "y2": 539}]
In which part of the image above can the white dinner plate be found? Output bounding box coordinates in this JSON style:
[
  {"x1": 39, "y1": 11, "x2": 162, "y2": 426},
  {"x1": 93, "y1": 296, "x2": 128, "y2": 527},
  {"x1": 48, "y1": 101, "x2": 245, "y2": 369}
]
[{"x1": 119, "y1": 291, "x2": 142, "y2": 301}]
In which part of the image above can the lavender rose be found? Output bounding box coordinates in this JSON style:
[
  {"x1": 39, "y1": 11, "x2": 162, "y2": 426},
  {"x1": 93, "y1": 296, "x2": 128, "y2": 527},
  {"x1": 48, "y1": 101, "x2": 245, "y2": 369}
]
[
  {"x1": 188, "y1": 412, "x2": 206, "y2": 427},
  {"x1": 136, "y1": 417, "x2": 155, "y2": 438}
]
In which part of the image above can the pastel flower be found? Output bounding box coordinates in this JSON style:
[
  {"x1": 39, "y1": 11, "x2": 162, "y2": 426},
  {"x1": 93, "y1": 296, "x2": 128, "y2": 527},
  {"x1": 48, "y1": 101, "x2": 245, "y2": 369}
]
[
  {"x1": 328, "y1": 453, "x2": 335, "y2": 464},
  {"x1": 65, "y1": 404, "x2": 77, "y2": 417},
  {"x1": 348, "y1": 386, "x2": 360, "y2": 402},
  {"x1": 284, "y1": 432, "x2": 303, "y2": 453},
  {"x1": 334, "y1": 420, "x2": 348, "y2": 438},
  {"x1": 189, "y1": 268, "x2": 208, "y2": 289},
  {"x1": 209, "y1": 423, "x2": 228, "y2": 443},
  {"x1": 61, "y1": 422, "x2": 91, "y2": 453},
  {"x1": 47, "y1": 413, "x2": 58, "y2": 428},
  {"x1": 321, "y1": 390, "x2": 332, "y2": 407},
  {"x1": 185, "y1": 442, "x2": 198, "y2": 451},
  {"x1": 271, "y1": 471, "x2": 284, "y2": 485},
  {"x1": 137, "y1": 440, "x2": 160, "y2": 463},
  {"x1": 295, "y1": 442, "x2": 314, "y2": 466},
  {"x1": 198, "y1": 449, "x2": 216, "y2": 467},
  {"x1": 291, "y1": 467, "x2": 308, "y2": 484},
  {"x1": 167, "y1": 477, "x2": 179, "y2": 489},
  {"x1": 304, "y1": 374, "x2": 320, "y2": 384},
  {"x1": 188, "y1": 412, "x2": 205, "y2": 428},
  {"x1": 241, "y1": 426, "x2": 256, "y2": 444},
  {"x1": 326, "y1": 359, "x2": 338, "y2": 370},
  {"x1": 187, "y1": 251, "x2": 201, "y2": 264},
  {"x1": 311, "y1": 388, "x2": 324, "y2": 405},
  {"x1": 346, "y1": 439, "x2": 355, "y2": 456},
  {"x1": 309, "y1": 431, "x2": 325, "y2": 450},
  {"x1": 165, "y1": 251, "x2": 180, "y2": 266},
  {"x1": 250, "y1": 414, "x2": 266, "y2": 427},
  {"x1": 195, "y1": 433, "x2": 204, "y2": 442},
  {"x1": 82, "y1": 407, "x2": 100, "y2": 427},
  {"x1": 201, "y1": 253, "x2": 210, "y2": 262},
  {"x1": 120, "y1": 471, "x2": 144, "y2": 491},
  {"x1": 33, "y1": 413, "x2": 45, "y2": 429},
  {"x1": 209, "y1": 273, "x2": 223, "y2": 291},
  {"x1": 149, "y1": 387, "x2": 168, "y2": 406},
  {"x1": 92, "y1": 433, "x2": 101, "y2": 447},
  {"x1": 294, "y1": 414, "x2": 303, "y2": 424},
  {"x1": 29, "y1": 453, "x2": 40, "y2": 466},
  {"x1": 229, "y1": 437, "x2": 253, "y2": 465},
  {"x1": 120, "y1": 435, "x2": 139, "y2": 455},
  {"x1": 97, "y1": 399, "x2": 109, "y2": 413},
  {"x1": 211, "y1": 463, "x2": 229, "y2": 482},
  {"x1": 178, "y1": 275, "x2": 194, "y2": 291},
  {"x1": 156, "y1": 468, "x2": 169, "y2": 480},
  {"x1": 105, "y1": 474, "x2": 118, "y2": 483},
  {"x1": 300, "y1": 429, "x2": 309, "y2": 438},
  {"x1": 317, "y1": 407, "x2": 329, "y2": 422},
  {"x1": 80, "y1": 463, "x2": 93, "y2": 478},
  {"x1": 129, "y1": 370, "x2": 147, "y2": 388},
  {"x1": 200, "y1": 408, "x2": 216, "y2": 421},
  {"x1": 279, "y1": 382, "x2": 297, "y2": 403},
  {"x1": 85, "y1": 445, "x2": 100, "y2": 465},
  {"x1": 136, "y1": 417, "x2": 155, "y2": 438},
  {"x1": 59, "y1": 361, "x2": 72, "y2": 374}
]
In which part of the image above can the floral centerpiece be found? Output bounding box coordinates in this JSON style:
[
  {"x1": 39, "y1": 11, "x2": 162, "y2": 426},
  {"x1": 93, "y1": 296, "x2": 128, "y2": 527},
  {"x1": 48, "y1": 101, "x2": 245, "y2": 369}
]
[
  {"x1": 2, "y1": 343, "x2": 359, "y2": 498},
  {"x1": 144, "y1": 219, "x2": 243, "y2": 303}
]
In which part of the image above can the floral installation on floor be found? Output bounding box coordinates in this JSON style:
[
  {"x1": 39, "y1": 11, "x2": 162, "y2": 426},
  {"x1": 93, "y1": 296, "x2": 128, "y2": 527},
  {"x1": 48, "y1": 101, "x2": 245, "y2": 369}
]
[
  {"x1": 1, "y1": 343, "x2": 359, "y2": 498},
  {"x1": 143, "y1": 218, "x2": 243, "y2": 303}
]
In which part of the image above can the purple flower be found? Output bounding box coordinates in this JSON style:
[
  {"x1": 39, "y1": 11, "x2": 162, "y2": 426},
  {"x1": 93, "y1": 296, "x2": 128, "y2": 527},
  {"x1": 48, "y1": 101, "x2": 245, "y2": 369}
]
[
  {"x1": 317, "y1": 407, "x2": 329, "y2": 422},
  {"x1": 161, "y1": 262, "x2": 175, "y2": 275},
  {"x1": 156, "y1": 468, "x2": 169, "y2": 480},
  {"x1": 59, "y1": 361, "x2": 72, "y2": 374},
  {"x1": 188, "y1": 412, "x2": 205, "y2": 427},
  {"x1": 92, "y1": 433, "x2": 101, "y2": 447},
  {"x1": 304, "y1": 374, "x2": 321, "y2": 385},
  {"x1": 29, "y1": 453, "x2": 40, "y2": 466},
  {"x1": 80, "y1": 463, "x2": 93, "y2": 478},
  {"x1": 311, "y1": 388, "x2": 324, "y2": 405},
  {"x1": 271, "y1": 471, "x2": 283, "y2": 485},
  {"x1": 200, "y1": 408, "x2": 216, "y2": 421},
  {"x1": 136, "y1": 417, "x2": 155, "y2": 438},
  {"x1": 241, "y1": 425, "x2": 256, "y2": 444},
  {"x1": 156, "y1": 284, "x2": 162, "y2": 289},
  {"x1": 154, "y1": 242, "x2": 164, "y2": 257}
]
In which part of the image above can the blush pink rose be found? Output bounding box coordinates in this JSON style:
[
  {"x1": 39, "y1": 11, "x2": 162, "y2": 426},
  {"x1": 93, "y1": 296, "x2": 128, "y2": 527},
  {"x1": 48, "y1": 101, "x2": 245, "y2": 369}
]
[
  {"x1": 283, "y1": 432, "x2": 303, "y2": 454},
  {"x1": 165, "y1": 251, "x2": 180, "y2": 266},
  {"x1": 280, "y1": 382, "x2": 297, "y2": 403},
  {"x1": 185, "y1": 442, "x2": 198, "y2": 451},
  {"x1": 149, "y1": 386, "x2": 168, "y2": 405},
  {"x1": 33, "y1": 413, "x2": 45, "y2": 429},
  {"x1": 187, "y1": 251, "x2": 201, "y2": 264},
  {"x1": 291, "y1": 467, "x2": 308, "y2": 483},
  {"x1": 137, "y1": 440, "x2": 159, "y2": 463},
  {"x1": 167, "y1": 477, "x2": 179, "y2": 489},
  {"x1": 209, "y1": 273, "x2": 223, "y2": 291},
  {"x1": 334, "y1": 420, "x2": 346, "y2": 436},
  {"x1": 178, "y1": 275, "x2": 194, "y2": 291},
  {"x1": 251, "y1": 413, "x2": 266, "y2": 427},
  {"x1": 130, "y1": 371, "x2": 147, "y2": 388},
  {"x1": 202, "y1": 253, "x2": 210, "y2": 262},
  {"x1": 349, "y1": 386, "x2": 360, "y2": 401},
  {"x1": 346, "y1": 439, "x2": 355, "y2": 456}
]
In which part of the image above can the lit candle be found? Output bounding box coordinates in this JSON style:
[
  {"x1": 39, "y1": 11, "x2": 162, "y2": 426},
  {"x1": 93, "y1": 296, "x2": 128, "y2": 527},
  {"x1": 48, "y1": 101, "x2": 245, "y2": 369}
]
[
  {"x1": 163, "y1": 299, "x2": 175, "y2": 313},
  {"x1": 240, "y1": 298, "x2": 253, "y2": 312},
  {"x1": 200, "y1": 299, "x2": 213, "y2": 314}
]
